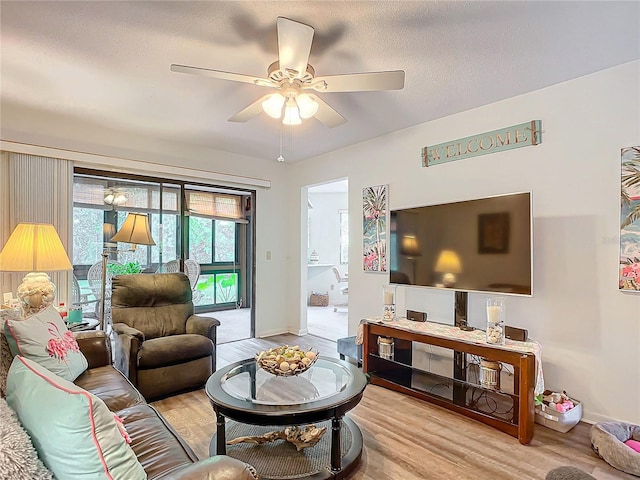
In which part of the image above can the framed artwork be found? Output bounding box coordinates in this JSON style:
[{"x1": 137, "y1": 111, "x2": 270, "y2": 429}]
[
  {"x1": 478, "y1": 212, "x2": 510, "y2": 254},
  {"x1": 362, "y1": 184, "x2": 387, "y2": 272},
  {"x1": 620, "y1": 146, "x2": 640, "y2": 292}
]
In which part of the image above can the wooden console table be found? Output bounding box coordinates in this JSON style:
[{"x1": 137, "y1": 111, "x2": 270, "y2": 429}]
[{"x1": 361, "y1": 320, "x2": 537, "y2": 445}]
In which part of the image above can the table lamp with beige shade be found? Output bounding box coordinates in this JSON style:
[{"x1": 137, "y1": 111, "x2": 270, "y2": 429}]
[
  {"x1": 434, "y1": 249, "x2": 462, "y2": 288},
  {"x1": 0, "y1": 223, "x2": 72, "y2": 316},
  {"x1": 99, "y1": 213, "x2": 155, "y2": 330}
]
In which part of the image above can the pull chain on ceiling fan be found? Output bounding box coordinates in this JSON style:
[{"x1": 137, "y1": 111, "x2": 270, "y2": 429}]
[
  {"x1": 277, "y1": 123, "x2": 284, "y2": 162},
  {"x1": 171, "y1": 17, "x2": 405, "y2": 128}
]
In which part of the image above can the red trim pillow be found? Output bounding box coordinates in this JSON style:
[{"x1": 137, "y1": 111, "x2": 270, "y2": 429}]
[{"x1": 4, "y1": 305, "x2": 88, "y2": 381}]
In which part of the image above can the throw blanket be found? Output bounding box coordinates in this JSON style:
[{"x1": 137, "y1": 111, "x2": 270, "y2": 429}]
[{"x1": 0, "y1": 397, "x2": 53, "y2": 480}]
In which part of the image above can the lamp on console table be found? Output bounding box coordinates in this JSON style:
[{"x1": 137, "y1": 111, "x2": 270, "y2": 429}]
[
  {"x1": 0, "y1": 223, "x2": 72, "y2": 317},
  {"x1": 99, "y1": 213, "x2": 155, "y2": 330}
]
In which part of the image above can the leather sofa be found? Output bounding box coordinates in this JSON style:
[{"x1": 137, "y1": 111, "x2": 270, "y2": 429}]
[{"x1": 0, "y1": 328, "x2": 258, "y2": 479}]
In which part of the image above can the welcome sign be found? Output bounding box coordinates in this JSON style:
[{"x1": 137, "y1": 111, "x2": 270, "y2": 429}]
[{"x1": 422, "y1": 120, "x2": 542, "y2": 167}]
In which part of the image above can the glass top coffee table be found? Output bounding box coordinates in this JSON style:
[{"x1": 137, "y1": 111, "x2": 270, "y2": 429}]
[{"x1": 206, "y1": 357, "x2": 367, "y2": 480}]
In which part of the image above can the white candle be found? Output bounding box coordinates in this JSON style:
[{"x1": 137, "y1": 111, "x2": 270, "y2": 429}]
[
  {"x1": 384, "y1": 291, "x2": 394, "y2": 305},
  {"x1": 487, "y1": 305, "x2": 502, "y2": 324}
]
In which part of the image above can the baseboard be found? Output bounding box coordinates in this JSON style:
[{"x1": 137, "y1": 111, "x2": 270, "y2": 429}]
[
  {"x1": 256, "y1": 328, "x2": 289, "y2": 338},
  {"x1": 581, "y1": 412, "x2": 621, "y2": 425},
  {"x1": 295, "y1": 328, "x2": 309, "y2": 336}
]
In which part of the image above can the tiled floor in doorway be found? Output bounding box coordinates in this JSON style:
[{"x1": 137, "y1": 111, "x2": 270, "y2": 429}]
[
  {"x1": 202, "y1": 305, "x2": 348, "y2": 344},
  {"x1": 307, "y1": 305, "x2": 348, "y2": 342},
  {"x1": 201, "y1": 308, "x2": 252, "y2": 345}
]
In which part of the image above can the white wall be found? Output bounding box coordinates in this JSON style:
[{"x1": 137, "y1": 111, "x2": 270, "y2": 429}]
[
  {"x1": 307, "y1": 192, "x2": 348, "y2": 305},
  {"x1": 289, "y1": 62, "x2": 640, "y2": 424}
]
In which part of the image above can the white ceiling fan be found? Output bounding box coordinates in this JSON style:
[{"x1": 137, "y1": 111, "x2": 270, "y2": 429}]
[{"x1": 171, "y1": 17, "x2": 405, "y2": 128}]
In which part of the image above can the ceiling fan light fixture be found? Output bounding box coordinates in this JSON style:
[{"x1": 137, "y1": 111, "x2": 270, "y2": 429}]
[
  {"x1": 262, "y1": 93, "x2": 285, "y2": 118},
  {"x1": 282, "y1": 98, "x2": 302, "y2": 125},
  {"x1": 112, "y1": 193, "x2": 128, "y2": 206},
  {"x1": 172, "y1": 18, "x2": 404, "y2": 128},
  {"x1": 296, "y1": 93, "x2": 318, "y2": 119},
  {"x1": 104, "y1": 193, "x2": 115, "y2": 205}
]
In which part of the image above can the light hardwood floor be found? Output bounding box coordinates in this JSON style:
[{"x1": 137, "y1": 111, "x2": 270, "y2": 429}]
[{"x1": 152, "y1": 334, "x2": 632, "y2": 480}]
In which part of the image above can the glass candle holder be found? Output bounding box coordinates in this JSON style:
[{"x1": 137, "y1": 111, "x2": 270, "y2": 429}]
[
  {"x1": 486, "y1": 297, "x2": 505, "y2": 344},
  {"x1": 377, "y1": 336, "x2": 395, "y2": 360},
  {"x1": 382, "y1": 285, "x2": 397, "y2": 322}
]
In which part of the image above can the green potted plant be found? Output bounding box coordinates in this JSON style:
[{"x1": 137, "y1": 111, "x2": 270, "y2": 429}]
[{"x1": 106, "y1": 261, "x2": 143, "y2": 276}]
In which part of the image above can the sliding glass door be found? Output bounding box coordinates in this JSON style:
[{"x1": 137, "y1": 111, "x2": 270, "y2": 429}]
[
  {"x1": 188, "y1": 218, "x2": 239, "y2": 307},
  {"x1": 185, "y1": 187, "x2": 247, "y2": 312},
  {"x1": 72, "y1": 171, "x2": 252, "y2": 319}
]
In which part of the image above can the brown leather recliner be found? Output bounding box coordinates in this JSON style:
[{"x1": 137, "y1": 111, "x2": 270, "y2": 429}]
[{"x1": 111, "y1": 273, "x2": 220, "y2": 401}]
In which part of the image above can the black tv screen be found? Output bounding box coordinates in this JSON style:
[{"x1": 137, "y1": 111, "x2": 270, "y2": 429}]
[{"x1": 389, "y1": 192, "x2": 532, "y2": 296}]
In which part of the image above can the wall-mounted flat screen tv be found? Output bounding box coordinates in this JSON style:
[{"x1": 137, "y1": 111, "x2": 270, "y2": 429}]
[{"x1": 389, "y1": 192, "x2": 532, "y2": 296}]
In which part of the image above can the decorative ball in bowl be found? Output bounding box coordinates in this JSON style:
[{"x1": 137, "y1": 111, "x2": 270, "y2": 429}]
[{"x1": 255, "y1": 345, "x2": 319, "y2": 377}]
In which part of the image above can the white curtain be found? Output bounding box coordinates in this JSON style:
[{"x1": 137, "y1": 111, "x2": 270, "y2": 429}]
[{"x1": 0, "y1": 151, "x2": 74, "y2": 306}]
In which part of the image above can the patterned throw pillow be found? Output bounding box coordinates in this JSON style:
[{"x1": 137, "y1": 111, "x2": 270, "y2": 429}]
[
  {"x1": 6, "y1": 356, "x2": 146, "y2": 480},
  {"x1": 4, "y1": 305, "x2": 88, "y2": 381}
]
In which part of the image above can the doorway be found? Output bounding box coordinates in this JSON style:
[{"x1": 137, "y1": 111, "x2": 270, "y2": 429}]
[{"x1": 305, "y1": 179, "x2": 349, "y2": 341}]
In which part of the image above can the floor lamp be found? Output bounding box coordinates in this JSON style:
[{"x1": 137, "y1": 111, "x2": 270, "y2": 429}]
[
  {"x1": 0, "y1": 223, "x2": 72, "y2": 317},
  {"x1": 99, "y1": 213, "x2": 155, "y2": 330}
]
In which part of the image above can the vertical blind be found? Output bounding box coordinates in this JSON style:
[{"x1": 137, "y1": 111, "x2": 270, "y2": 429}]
[{"x1": 0, "y1": 152, "x2": 73, "y2": 304}]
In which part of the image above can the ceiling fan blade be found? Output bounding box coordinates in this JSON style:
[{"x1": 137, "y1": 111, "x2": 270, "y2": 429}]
[
  {"x1": 171, "y1": 64, "x2": 274, "y2": 87},
  {"x1": 309, "y1": 70, "x2": 405, "y2": 92},
  {"x1": 277, "y1": 17, "x2": 314, "y2": 79},
  {"x1": 310, "y1": 95, "x2": 347, "y2": 128},
  {"x1": 228, "y1": 95, "x2": 271, "y2": 123}
]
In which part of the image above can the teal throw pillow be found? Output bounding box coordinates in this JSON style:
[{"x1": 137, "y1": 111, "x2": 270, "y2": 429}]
[
  {"x1": 4, "y1": 305, "x2": 88, "y2": 381},
  {"x1": 6, "y1": 356, "x2": 146, "y2": 480}
]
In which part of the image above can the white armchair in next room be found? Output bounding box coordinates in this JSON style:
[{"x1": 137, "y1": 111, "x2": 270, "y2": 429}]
[{"x1": 332, "y1": 267, "x2": 348, "y2": 312}]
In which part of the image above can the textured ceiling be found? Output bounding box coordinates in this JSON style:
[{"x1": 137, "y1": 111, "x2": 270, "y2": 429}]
[{"x1": 1, "y1": 1, "x2": 638, "y2": 163}]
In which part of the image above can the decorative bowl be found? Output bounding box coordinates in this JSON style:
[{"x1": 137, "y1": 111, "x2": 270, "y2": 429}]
[{"x1": 255, "y1": 345, "x2": 319, "y2": 377}]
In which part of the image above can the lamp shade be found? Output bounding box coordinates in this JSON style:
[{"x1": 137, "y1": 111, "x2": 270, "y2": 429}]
[
  {"x1": 400, "y1": 235, "x2": 421, "y2": 257},
  {"x1": 103, "y1": 223, "x2": 116, "y2": 242},
  {"x1": 110, "y1": 213, "x2": 155, "y2": 246},
  {"x1": 434, "y1": 250, "x2": 462, "y2": 274},
  {"x1": 282, "y1": 98, "x2": 302, "y2": 126},
  {"x1": 0, "y1": 223, "x2": 72, "y2": 272},
  {"x1": 262, "y1": 93, "x2": 285, "y2": 119},
  {"x1": 296, "y1": 94, "x2": 318, "y2": 119}
]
